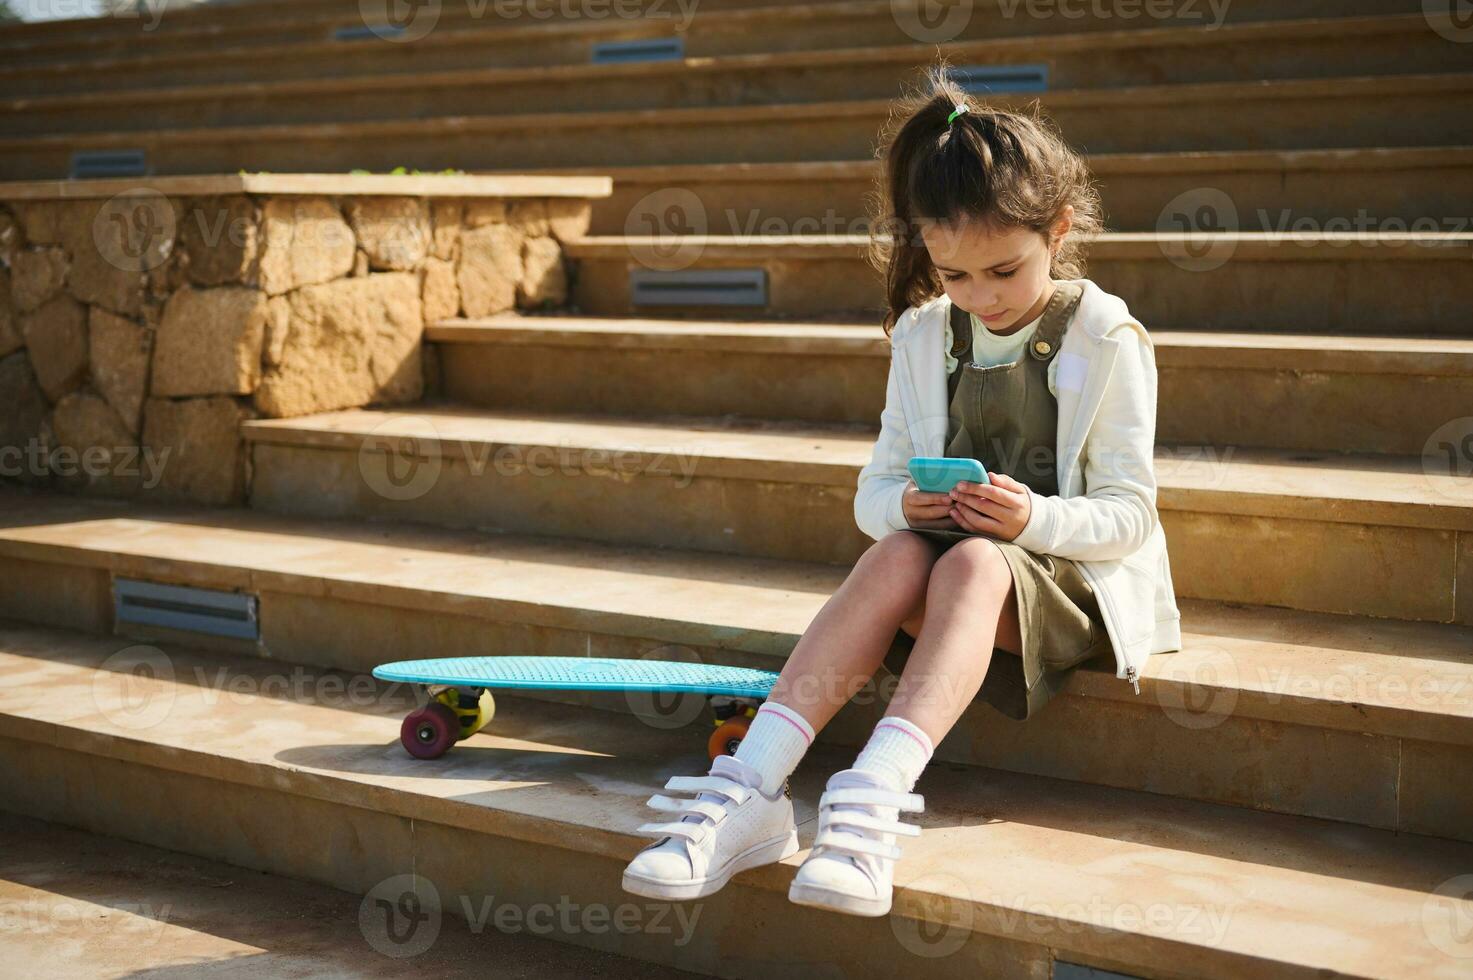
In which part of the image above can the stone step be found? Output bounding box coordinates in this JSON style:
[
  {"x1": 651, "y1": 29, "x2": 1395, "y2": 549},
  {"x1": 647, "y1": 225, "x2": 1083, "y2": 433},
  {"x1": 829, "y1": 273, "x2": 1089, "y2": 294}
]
[
  {"x1": 561, "y1": 231, "x2": 1473, "y2": 334},
  {"x1": 231, "y1": 406, "x2": 1473, "y2": 624},
  {"x1": 3, "y1": 72, "x2": 1467, "y2": 180},
  {"x1": 7, "y1": 16, "x2": 1456, "y2": 136},
  {"x1": 1, "y1": 616, "x2": 1470, "y2": 978},
  {"x1": 428, "y1": 314, "x2": 1473, "y2": 457},
  {"x1": 1, "y1": 483, "x2": 1467, "y2": 833},
  {"x1": 0, "y1": 0, "x2": 850, "y2": 66},
  {"x1": 0, "y1": 0, "x2": 1428, "y2": 80},
  {"x1": 497, "y1": 147, "x2": 1473, "y2": 235},
  {"x1": 0, "y1": 811, "x2": 689, "y2": 980}
]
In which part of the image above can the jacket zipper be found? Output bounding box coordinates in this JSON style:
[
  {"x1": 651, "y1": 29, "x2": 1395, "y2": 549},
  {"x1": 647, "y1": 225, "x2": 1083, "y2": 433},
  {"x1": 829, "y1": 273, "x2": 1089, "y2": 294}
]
[{"x1": 1077, "y1": 559, "x2": 1140, "y2": 695}]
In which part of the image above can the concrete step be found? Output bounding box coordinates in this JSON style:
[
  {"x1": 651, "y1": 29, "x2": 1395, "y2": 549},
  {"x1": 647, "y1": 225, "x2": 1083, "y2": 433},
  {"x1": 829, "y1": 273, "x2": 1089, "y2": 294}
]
[
  {"x1": 4, "y1": 72, "x2": 1468, "y2": 180},
  {"x1": 233, "y1": 405, "x2": 1473, "y2": 624},
  {"x1": 0, "y1": 0, "x2": 853, "y2": 66},
  {"x1": 1, "y1": 616, "x2": 1470, "y2": 978},
  {"x1": 8, "y1": 16, "x2": 1459, "y2": 136},
  {"x1": 560, "y1": 231, "x2": 1473, "y2": 334},
  {"x1": 0, "y1": 811, "x2": 695, "y2": 979},
  {"x1": 1, "y1": 483, "x2": 1468, "y2": 834},
  {"x1": 497, "y1": 148, "x2": 1473, "y2": 236},
  {"x1": 428, "y1": 315, "x2": 1473, "y2": 457},
  {"x1": 0, "y1": 0, "x2": 1429, "y2": 78}
]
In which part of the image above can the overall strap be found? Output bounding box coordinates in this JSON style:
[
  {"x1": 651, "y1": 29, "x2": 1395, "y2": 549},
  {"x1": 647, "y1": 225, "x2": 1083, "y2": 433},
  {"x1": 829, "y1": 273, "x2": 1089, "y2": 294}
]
[
  {"x1": 946, "y1": 299, "x2": 972, "y2": 404},
  {"x1": 1026, "y1": 280, "x2": 1083, "y2": 363}
]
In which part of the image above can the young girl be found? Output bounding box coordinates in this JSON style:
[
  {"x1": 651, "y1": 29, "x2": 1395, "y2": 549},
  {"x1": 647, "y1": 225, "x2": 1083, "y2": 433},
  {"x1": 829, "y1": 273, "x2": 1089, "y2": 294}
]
[{"x1": 621, "y1": 66, "x2": 1181, "y2": 917}]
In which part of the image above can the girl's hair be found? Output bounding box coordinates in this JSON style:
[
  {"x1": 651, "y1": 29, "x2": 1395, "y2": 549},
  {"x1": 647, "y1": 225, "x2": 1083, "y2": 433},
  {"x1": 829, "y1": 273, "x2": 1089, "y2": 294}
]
[{"x1": 864, "y1": 60, "x2": 1104, "y2": 337}]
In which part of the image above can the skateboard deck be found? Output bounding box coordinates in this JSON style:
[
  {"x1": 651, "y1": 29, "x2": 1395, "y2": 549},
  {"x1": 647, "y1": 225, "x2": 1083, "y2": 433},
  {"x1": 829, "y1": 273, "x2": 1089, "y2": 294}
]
[{"x1": 374, "y1": 656, "x2": 779, "y2": 761}]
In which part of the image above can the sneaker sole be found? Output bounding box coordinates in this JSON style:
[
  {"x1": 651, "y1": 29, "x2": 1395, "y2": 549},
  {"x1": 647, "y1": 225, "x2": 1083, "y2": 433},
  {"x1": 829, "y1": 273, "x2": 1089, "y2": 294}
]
[
  {"x1": 622, "y1": 829, "x2": 799, "y2": 901},
  {"x1": 787, "y1": 880, "x2": 892, "y2": 917}
]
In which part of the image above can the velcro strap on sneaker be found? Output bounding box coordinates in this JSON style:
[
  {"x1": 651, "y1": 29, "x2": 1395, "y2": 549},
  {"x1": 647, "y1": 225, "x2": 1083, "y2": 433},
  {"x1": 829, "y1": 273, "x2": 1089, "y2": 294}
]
[
  {"x1": 819, "y1": 786, "x2": 924, "y2": 811},
  {"x1": 814, "y1": 829, "x2": 902, "y2": 860},
  {"x1": 634, "y1": 820, "x2": 710, "y2": 846},
  {"x1": 663, "y1": 774, "x2": 750, "y2": 804},
  {"x1": 819, "y1": 808, "x2": 921, "y2": 837},
  {"x1": 645, "y1": 795, "x2": 729, "y2": 824}
]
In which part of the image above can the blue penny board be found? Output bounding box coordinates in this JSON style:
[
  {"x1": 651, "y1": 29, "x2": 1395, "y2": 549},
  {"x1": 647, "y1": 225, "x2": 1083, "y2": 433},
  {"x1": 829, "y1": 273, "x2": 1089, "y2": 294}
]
[{"x1": 373, "y1": 656, "x2": 778, "y2": 698}]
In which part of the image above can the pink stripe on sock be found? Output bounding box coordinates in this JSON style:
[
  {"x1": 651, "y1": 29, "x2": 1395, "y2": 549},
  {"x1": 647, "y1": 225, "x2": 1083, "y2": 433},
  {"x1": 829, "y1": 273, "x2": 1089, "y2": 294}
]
[
  {"x1": 876, "y1": 719, "x2": 931, "y2": 754},
  {"x1": 761, "y1": 703, "x2": 813, "y2": 745}
]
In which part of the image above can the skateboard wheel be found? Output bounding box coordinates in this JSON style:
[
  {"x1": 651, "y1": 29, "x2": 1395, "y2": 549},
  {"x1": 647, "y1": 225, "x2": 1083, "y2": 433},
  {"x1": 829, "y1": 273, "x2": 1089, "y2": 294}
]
[
  {"x1": 436, "y1": 688, "x2": 497, "y2": 741},
  {"x1": 464, "y1": 689, "x2": 496, "y2": 739},
  {"x1": 708, "y1": 716, "x2": 751, "y2": 761},
  {"x1": 401, "y1": 701, "x2": 460, "y2": 760}
]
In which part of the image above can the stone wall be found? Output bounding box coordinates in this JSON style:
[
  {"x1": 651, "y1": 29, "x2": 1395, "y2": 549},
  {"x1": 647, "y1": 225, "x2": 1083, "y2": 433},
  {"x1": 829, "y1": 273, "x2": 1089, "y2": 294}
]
[{"x1": 0, "y1": 186, "x2": 593, "y2": 505}]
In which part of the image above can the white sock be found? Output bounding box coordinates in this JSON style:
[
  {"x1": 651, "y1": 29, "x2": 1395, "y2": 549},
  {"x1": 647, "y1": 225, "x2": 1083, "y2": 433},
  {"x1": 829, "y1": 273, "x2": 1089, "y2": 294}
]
[
  {"x1": 731, "y1": 700, "x2": 815, "y2": 796},
  {"x1": 852, "y1": 715, "x2": 934, "y2": 793}
]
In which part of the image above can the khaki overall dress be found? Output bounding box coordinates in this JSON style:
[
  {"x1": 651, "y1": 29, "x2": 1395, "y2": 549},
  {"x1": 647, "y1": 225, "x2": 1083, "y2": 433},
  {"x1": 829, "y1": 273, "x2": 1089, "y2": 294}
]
[{"x1": 882, "y1": 280, "x2": 1113, "y2": 720}]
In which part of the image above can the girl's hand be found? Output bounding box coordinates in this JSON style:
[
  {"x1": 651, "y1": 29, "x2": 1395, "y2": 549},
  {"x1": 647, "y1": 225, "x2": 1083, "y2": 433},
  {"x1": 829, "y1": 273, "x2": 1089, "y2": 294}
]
[
  {"x1": 948, "y1": 471, "x2": 1032, "y2": 540},
  {"x1": 900, "y1": 478, "x2": 963, "y2": 530}
]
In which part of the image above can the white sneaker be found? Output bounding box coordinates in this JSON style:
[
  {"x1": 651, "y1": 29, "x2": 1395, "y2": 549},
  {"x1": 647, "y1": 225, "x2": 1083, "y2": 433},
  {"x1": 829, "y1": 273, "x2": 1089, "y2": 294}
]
[
  {"x1": 787, "y1": 767, "x2": 924, "y2": 917},
  {"x1": 622, "y1": 753, "x2": 799, "y2": 901}
]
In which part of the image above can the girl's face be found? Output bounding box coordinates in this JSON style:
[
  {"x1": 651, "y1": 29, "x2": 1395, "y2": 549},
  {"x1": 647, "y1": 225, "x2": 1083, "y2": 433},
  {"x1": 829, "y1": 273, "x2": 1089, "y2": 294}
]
[{"x1": 920, "y1": 207, "x2": 1072, "y2": 334}]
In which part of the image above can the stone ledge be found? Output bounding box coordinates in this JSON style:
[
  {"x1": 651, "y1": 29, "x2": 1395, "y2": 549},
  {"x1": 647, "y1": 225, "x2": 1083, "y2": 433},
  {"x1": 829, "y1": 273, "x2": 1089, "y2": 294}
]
[
  {"x1": 0, "y1": 173, "x2": 613, "y2": 201},
  {"x1": 0, "y1": 175, "x2": 603, "y2": 505}
]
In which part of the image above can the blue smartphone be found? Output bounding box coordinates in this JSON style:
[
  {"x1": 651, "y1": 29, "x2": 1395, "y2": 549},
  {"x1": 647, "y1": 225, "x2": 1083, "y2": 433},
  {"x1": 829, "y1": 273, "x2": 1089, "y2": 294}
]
[{"x1": 907, "y1": 456, "x2": 991, "y2": 493}]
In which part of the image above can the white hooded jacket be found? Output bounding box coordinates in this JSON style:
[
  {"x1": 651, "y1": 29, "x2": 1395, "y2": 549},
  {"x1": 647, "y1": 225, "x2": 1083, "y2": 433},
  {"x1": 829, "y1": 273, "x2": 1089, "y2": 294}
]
[{"x1": 853, "y1": 278, "x2": 1182, "y2": 689}]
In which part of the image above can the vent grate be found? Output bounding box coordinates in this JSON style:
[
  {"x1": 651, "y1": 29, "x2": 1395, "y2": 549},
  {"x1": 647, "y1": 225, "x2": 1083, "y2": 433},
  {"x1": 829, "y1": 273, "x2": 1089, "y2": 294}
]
[
  {"x1": 334, "y1": 23, "x2": 404, "y2": 41},
  {"x1": 955, "y1": 63, "x2": 1050, "y2": 94},
  {"x1": 591, "y1": 37, "x2": 684, "y2": 64},
  {"x1": 629, "y1": 268, "x2": 768, "y2": 307},
  {"x1": 70, "y1": 150, "x2": 148, "y2": 179},
  {"x1": 114, "y1": 578, "x2": 259, "y2": 641}
]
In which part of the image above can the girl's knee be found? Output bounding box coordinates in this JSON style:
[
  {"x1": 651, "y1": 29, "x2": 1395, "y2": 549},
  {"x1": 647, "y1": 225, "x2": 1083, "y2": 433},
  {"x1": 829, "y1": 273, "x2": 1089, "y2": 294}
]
[
  {"x1": 863, "y1": 529, "x2": 938, "y2": 569},
  {"x1": 931, "y1": 538, "x2": 1012, "y2": 592}
]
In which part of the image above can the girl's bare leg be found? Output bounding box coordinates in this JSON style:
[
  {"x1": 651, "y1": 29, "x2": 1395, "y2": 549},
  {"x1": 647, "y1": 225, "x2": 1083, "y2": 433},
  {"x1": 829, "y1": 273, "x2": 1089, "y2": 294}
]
[
  {"x1": 884, "y1": 537, "x2": 1021, "y2": 747},
  {"x1": 765, "y1": 530, "x2": 944, "y2": 731}
]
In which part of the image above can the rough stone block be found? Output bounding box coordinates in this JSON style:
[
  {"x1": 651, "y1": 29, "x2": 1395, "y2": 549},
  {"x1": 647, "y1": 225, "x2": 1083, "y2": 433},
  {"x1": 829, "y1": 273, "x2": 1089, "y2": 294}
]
[
  {"x1": 258, "y1": 197, "x2": 355, "y2": 295},
  {"x1": 507, "y1": 198, "x2": 549, "y2": 237},
  {"x1": 142, "y1": 395, "x2": 254, "y2": 505},
  {"x1": 50, "y1": 388, "x2": 139, "y2": 495},
  {"x1": 518, "y1": 235, "x2": 566, "y2": 308},
  {"x1": 457, "y1": 223, "x2": 522, "y2": 317},
  {"x1": 11, "y1": 246, "x2": 69, "y2": 313},
  {"x1": 19, "y1": 293, "x2": 87, "y2": 401},
  {"x1": 545, "y1": 198, "x2": 592, "y2": 242},
  {"x1": 421, "y1": 256, "x2": 459, "y2": 322},
  {"x1": 463, "y1": 199, "x2": 506, "y2": 228},
  {"x1": 254, "y1": 272, "x2": 423, "y2": 417},
  {"x1": 346, "y1": 197, "x2": 431, "y2": 271},
  {"x1": 0, "y1": 208, "x2": 19, "y2": 267},
  {"x1": 180, "y1": 194, "x2": 260, "y2": 286},
  {"x1": 88, "y1": 307, "x2": 151, "y2": 434},
  {"x1": 0, "y1": 267, "x2": 20, "y2": 358},
  {"x1": 0, "y1": 352, "x2": 48, "y2": 467},
  {"x1": 429, "y1": 199, "x2": 461, "y2": 260},
  {"x1": 152, "y1": 285, "x2": 268, "y2": 397}
]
